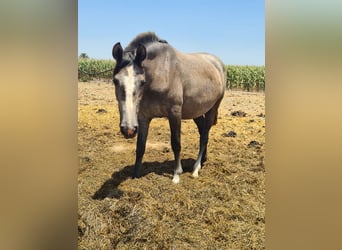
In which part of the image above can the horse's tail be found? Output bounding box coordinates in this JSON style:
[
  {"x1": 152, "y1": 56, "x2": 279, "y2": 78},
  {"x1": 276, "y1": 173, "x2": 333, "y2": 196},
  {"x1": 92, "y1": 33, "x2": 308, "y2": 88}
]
[
  {"x1": 212, "y1": 93, "x2": 224, "y2": 126},
  {"x1": 213, "y1": 111, "x2": 218, "y2": 125}
]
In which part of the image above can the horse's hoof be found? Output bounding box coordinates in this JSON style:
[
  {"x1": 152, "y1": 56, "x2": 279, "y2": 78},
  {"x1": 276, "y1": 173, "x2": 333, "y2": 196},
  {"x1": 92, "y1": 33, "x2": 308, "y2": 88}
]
[
  {"x1": 192, "y1": 171, "x2": 199, "y2": 178},
  {"x1": 172, "y1": 174, "x2": 180, "y2": 184}
]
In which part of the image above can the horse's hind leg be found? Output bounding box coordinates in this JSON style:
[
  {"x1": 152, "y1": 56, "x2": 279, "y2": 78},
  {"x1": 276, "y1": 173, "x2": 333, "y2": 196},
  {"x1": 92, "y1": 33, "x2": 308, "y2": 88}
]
[
  {"x1": 193, "y1": 115, "x2": 209, "y2": 178},
  {"x1": 192, "y1": 101, "x2": 221, "y2": 178}
]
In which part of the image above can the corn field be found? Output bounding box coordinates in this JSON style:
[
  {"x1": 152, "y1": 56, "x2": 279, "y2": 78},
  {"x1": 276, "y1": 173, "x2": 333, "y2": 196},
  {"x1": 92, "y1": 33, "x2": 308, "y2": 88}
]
[
  {"x1": 78, "y1": 58, "x2": 115, "y2": 82},
  {"x1": 226, "y1": 65, "x2": 265, "y2": 91},
  {"x1": 78, "y1": 59, "x2": 265, "y2": 91}
]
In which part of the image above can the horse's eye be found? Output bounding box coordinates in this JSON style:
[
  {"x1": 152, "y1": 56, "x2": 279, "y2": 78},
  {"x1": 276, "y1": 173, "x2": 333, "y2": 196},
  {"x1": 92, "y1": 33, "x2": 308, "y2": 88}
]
[
  {"x1": 141, "y1": 80, "x2": 146, "y2": 86},
  {"x1": 113, "y1": 79, "x2": 119, "y2": 85}
]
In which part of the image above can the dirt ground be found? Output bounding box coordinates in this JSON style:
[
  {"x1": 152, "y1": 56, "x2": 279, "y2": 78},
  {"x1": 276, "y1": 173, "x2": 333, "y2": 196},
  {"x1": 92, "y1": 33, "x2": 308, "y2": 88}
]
[{"x1": 78, "y1": 81, "x2": 265, "y2": 249}]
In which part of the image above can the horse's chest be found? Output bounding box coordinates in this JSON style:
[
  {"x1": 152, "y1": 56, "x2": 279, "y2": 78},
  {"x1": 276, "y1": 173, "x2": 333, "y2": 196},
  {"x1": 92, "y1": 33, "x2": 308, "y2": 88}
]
[{"x1": 139, "y1": 98, "x2": 168, "y2": 118}]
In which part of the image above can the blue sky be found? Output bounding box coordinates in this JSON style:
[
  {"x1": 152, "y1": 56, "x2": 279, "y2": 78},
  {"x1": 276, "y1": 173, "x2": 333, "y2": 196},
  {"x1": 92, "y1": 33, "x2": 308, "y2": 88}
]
[{"x1": 78, "y1": 0, "x2": 264, "y2": 65}]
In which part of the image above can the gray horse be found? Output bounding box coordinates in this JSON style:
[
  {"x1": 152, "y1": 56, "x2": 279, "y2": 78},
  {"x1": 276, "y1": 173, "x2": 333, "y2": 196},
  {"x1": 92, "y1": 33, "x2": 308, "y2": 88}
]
[{"x1": 112, "y1": 32, "x2": 226, "y2": 183}]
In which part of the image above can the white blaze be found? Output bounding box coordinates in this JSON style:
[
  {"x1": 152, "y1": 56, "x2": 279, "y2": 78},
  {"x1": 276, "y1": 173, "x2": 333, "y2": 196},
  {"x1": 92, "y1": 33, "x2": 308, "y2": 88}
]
[{"x1": 123, "y1": 66, "x2": 137, "y2": 128}]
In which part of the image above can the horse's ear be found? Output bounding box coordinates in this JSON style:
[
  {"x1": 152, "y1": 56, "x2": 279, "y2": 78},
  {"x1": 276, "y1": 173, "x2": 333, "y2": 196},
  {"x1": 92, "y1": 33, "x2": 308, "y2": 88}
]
[
  {"x1": 134, "y1": 43, "x2": 146, "y2": 66},
  {"x1": 112, "y1": 42, "x2": 123, "y2": 62}
]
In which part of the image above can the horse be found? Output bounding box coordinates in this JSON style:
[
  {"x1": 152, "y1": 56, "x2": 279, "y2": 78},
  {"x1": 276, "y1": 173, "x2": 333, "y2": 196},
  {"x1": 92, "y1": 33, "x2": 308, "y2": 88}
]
[{"x1": 112, "y1": 32, "x2": 226, "y2": 183}]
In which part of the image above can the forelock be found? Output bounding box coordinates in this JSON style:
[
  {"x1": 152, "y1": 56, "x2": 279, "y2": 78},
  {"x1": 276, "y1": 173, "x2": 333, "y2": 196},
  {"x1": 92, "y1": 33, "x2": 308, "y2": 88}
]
[{"x1": 114, "y1": 58, "x2": 132, "y2": 75}]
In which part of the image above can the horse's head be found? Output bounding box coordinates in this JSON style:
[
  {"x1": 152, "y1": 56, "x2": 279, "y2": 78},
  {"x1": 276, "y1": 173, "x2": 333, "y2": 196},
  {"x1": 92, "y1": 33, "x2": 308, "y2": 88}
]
[{"x1": 112, "y1": 42, "x2": 147, "y2": 138}]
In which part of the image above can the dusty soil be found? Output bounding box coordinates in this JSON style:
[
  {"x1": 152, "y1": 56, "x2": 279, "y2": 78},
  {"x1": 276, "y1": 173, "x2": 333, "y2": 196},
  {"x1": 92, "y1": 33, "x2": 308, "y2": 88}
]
[{"x1": 78, "y1": 81, "x2": 265, "y2": 249}]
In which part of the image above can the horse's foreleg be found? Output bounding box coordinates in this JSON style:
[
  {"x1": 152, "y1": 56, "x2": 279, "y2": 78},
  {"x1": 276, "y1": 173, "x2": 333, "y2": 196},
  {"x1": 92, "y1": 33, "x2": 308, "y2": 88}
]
[
  {"x1": 169, "y1": 115, "x2": 183, "y2": 183},
  {"x1": 133, "y1": 117, "x2": 150, "y2": 178}
]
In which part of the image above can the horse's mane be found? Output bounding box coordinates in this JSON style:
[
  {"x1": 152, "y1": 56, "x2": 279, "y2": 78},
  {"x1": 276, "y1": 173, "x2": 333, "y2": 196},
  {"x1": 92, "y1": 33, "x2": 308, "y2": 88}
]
[{"x1": 125, "y1": 32, "x2": 167, "y2": 52}]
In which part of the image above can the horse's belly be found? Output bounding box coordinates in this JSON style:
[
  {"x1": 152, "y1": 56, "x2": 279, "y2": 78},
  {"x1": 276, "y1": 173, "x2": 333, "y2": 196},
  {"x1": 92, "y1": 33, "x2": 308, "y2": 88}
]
[{"x1": 181, "y1": 99, "x2": 217, "y2": 119}]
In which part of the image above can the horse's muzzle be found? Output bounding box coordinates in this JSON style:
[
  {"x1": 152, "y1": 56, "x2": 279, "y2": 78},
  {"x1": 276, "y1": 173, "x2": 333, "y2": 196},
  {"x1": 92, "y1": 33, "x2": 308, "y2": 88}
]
[{"x1": 120, "y1": 126, "x2": 138, "y2": 138}]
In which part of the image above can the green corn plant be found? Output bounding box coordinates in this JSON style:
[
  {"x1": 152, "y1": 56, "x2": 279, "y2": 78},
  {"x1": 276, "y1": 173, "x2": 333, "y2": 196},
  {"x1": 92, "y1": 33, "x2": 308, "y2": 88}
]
[
  {"x1": 226, "y1": 65, "x2": 265, "y2": 91},
  {"x1": 78, "y1": 58, "x2": 115, "y2": 81}
]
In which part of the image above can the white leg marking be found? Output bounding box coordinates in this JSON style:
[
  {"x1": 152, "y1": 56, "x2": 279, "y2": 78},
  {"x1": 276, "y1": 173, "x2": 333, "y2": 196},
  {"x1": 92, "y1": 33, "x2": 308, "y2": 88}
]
[
  {"x1": 192, "y1": 162, "x2": 201, "y2": 178},
  {"x1": 172, "y1": 174, "x2": 180, "y2": 184},
  {"x1": 173, "y1": 160, "x2": 182, "y2": 183},
  {"x1": 175, "y1": 164, "x2": 183, "y2": 174}
]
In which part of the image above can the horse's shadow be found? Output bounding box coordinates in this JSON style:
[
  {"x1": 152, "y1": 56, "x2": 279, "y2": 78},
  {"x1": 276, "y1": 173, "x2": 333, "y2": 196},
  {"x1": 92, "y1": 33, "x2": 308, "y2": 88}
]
[{"x1": 92, "y1": 158, "x2": 196, "y2": 200}]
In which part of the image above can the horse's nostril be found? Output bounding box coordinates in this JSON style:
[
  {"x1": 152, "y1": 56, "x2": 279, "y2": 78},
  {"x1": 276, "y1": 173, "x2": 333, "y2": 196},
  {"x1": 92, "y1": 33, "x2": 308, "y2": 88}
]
[
  {"x1": 128, "y1": 127, "x2": 138, "y2": 136},
  {"x1": 120, "y1": 126, "x2": 138, "y2": 138},
  {"x1": 127, "y1": 127, "x2": 134, "y2": 136}
]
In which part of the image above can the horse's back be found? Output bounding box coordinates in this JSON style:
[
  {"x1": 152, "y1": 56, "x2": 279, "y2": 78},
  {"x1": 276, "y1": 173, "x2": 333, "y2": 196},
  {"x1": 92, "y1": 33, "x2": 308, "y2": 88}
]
[
  {"x1": 174, "y1": 51, "x2": 226, "y2": 119},
  {"x1": 195, "y1": 53, "x2": 226, "y2": 88}
]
